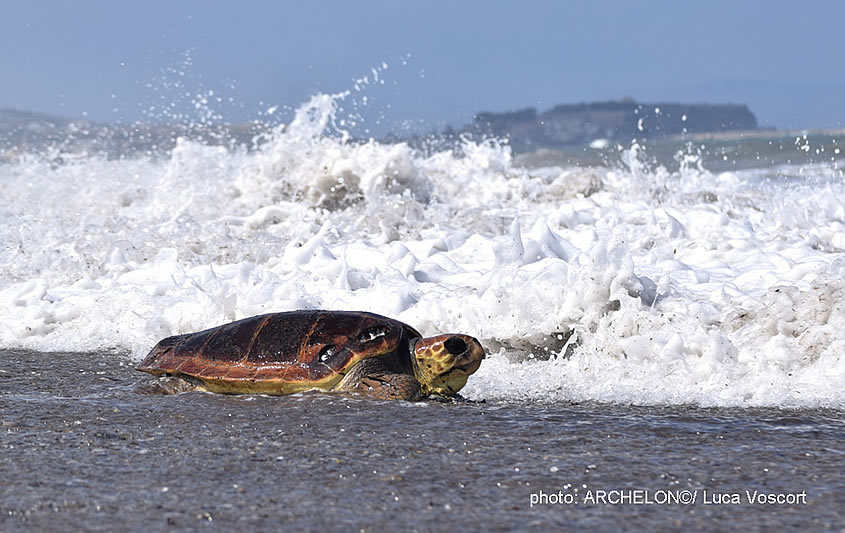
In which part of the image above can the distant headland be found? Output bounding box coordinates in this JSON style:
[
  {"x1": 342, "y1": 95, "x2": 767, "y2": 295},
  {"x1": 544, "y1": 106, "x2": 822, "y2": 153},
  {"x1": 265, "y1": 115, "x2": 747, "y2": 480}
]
[{"x1": 464, "y1": 99, "x2": 759, "y2": 152}]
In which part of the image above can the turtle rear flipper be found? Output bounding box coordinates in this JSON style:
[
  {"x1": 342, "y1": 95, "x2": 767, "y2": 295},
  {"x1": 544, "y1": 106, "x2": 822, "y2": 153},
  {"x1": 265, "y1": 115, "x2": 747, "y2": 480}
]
[{"x1": 136, "y1": 374, "x2": 205, "y2": 395}]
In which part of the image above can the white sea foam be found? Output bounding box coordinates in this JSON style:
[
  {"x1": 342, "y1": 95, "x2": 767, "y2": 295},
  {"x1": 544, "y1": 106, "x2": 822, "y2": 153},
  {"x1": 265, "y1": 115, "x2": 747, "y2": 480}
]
[{"x1": 1, "y1": 93, "x2": 844, "y2": 408}]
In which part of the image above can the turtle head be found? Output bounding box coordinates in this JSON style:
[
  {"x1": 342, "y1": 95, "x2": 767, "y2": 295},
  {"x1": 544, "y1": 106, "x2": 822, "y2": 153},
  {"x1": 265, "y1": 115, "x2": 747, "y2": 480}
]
[{"x1": 411, "y1": 334, "x2": 485, "y2": 396}]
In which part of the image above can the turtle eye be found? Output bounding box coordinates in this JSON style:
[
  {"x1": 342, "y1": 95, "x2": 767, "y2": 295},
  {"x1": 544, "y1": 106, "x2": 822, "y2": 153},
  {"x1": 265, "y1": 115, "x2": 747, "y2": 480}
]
[
  {"x1": 358, "y1": 326, "x2": 388, "y2": 343},
  {"x1": 444, "y1": 337, "x2": 467, "y2": 355},
  {"x1": 319, "y1": 345, "x2": 338, "y2": 362}
]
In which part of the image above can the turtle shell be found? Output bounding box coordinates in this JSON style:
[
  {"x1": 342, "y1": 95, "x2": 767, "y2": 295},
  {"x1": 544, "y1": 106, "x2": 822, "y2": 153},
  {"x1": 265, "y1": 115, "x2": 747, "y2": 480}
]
[{"x1": 137, "y1": 311, "x2": 419, "y2": 395}]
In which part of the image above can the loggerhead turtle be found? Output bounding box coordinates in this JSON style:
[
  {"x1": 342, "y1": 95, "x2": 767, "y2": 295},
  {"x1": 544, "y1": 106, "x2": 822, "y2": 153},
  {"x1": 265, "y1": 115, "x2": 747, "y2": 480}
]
[{"x1": 136, "y1": 310, "x2": 485, "y2": 401}]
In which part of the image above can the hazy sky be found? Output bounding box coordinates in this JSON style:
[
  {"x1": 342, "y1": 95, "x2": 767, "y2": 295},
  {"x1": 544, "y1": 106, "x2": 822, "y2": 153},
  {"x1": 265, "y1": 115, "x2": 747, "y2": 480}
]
[{"x1": 3, "y1": 1, "x2": 844, "y2": 134}]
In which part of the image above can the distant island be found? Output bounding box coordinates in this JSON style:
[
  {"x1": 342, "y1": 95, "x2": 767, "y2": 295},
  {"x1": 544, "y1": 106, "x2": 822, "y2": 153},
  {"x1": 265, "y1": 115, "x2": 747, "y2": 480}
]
[
  {"x1": 464, "y1": 99, "x2": 759, "y2": 152},
  {"x1": 1, "y1": 99, "x2": 760, "y2": 157}
]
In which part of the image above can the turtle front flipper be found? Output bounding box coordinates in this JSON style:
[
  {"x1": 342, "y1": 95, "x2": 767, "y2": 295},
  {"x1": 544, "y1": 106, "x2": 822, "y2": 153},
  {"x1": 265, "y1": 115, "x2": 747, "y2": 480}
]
[
  {"x1": 354, "y1": 373, "x2": 422, "y2": 401},
  {"x1": 336, "y1": 371, "x2": 421, "y2": 401},
  {"x1": 334, "y1": 358, "x2": 422, "y2": 401}
]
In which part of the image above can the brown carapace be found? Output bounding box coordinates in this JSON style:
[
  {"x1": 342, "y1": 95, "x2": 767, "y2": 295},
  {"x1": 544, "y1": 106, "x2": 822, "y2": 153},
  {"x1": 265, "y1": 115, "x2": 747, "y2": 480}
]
[{"x1": 137, "y1": 310, "x2": 485, "y2": 401}]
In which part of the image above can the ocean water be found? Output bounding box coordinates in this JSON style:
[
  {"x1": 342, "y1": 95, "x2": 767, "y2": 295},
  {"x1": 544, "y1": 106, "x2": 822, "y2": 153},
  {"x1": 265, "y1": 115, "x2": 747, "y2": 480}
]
[
  {"x1": 2, "y1": 94, "x2": 845, "y2": 409},
  {"x1": 2, "y1": 94, "x2": 844, "y2": 530}
]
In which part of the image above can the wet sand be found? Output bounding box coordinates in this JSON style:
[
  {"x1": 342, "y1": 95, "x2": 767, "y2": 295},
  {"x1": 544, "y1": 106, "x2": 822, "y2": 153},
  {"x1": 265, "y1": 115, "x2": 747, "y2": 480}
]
[{"x1": 1, "y1": 349, "x2": 842, "y2": 531}]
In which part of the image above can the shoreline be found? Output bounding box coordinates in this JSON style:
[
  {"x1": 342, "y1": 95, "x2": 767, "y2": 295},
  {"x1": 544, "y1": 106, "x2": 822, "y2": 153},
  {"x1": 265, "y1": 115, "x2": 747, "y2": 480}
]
[{"x1": 670, "y1": 126, "x2": 845, "y2": 142}]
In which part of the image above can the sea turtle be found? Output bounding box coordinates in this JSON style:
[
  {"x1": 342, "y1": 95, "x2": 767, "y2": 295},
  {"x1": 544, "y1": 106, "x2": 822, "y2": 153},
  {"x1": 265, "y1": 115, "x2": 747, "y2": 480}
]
[{"x1": 136, "y1": 310, "x2": 485, "y2": 401}]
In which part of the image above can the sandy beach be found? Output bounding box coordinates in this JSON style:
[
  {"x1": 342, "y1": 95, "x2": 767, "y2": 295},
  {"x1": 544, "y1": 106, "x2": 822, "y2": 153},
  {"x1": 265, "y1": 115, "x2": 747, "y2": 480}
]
[{"x1": 1, "y1": 349, "x2": 841, "y2": 531}]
